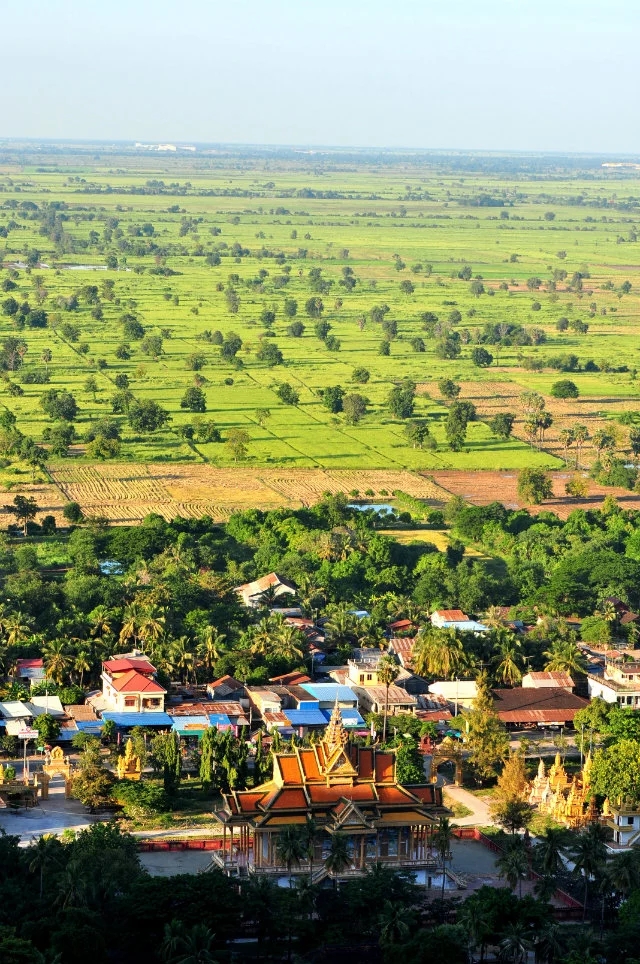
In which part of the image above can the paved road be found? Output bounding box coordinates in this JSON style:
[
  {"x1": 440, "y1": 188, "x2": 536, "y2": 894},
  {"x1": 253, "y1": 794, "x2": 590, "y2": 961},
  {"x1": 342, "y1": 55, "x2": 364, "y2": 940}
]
[{"x1": 442, "y1": 782, "x2": 494, "y2": 827}]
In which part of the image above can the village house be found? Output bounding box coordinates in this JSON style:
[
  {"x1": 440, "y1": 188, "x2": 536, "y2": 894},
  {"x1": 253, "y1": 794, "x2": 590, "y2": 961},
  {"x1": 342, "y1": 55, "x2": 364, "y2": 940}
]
[
  {"x1": 522, "y1": 671, "x2": 574, "y2": 691},
  {"x1": 588, "y1": 651, "x2": 640, "y2": 707},
  {"x1": 428, "y1": 679, "x2": 478, "y2": 711},
  {"x1": 491, "y1": 686, "x2": 588, "y2": 728},
  {"x1": 430, "y1": 609, "x2": 488, "y2": 633},
  {"x1": 351, "y1": 684, "x2": 418, "y2": 716},
  {"x1": 213, "y1": 703, "x2": 449, "y2": 879},
  {"x1": 100, "y1": 655, "x2": 167, "y2": 714},
  {"x1": 234, "y1": 573, "x2": 297, "y2": 609},
  {"x1": 14, "y1": 658, "x2": 46, "y2": 689}
]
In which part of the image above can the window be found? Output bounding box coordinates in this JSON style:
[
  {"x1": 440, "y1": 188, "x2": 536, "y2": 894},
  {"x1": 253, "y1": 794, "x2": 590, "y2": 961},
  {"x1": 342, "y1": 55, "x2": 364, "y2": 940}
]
[
  {"x1": 367, "y1": 674, "x2": 372, "y2": 681},
  {"x1": 628, "y1": 817, "x2": 635, "y2": 826},
  {"x1": 124, "y1": 697, "x2": 136, "y2": 708}
]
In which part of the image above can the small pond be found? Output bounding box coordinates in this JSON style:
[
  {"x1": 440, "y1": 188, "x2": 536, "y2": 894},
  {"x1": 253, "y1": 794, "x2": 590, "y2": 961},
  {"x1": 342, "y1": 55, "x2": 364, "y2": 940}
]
[{"x1": 348, "y1": 503, "x2": 396, "y2": 515}]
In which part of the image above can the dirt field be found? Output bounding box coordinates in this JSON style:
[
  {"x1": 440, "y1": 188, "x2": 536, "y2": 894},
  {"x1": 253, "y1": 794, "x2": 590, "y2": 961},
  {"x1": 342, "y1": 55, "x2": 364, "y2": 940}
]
[
  {"x1": 418, "y1": 379, "x2": 637, "y2": 465},
  {"x1": 429, "y1": 469, "x2": 640, "y2": 518},
  {"x1": 40, "y1": 464, "x2": 448, "y2": 524}
]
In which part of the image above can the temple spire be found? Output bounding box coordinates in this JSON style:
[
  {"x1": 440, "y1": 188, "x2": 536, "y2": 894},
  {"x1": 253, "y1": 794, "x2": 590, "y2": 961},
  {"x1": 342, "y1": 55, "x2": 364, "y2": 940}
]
[{"x1": 324, "y1": 696, "x2": 348, "y2": 751}]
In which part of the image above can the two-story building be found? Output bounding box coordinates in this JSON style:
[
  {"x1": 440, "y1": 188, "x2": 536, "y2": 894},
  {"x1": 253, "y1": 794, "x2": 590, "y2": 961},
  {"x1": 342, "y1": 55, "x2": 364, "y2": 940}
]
[
  {"x1": 100, "y1": 655, "x2": 167, "y2": 713},
  {"x1": 588, "y1": 652, "x2": 640, "y2": 707}
]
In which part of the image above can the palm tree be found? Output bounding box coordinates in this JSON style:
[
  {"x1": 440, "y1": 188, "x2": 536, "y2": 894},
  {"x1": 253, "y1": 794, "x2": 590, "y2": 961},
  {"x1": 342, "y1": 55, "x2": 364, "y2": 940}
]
[
  {"x1": 573, "y1": 424, "x2": 589, "y2": 469},
  {"x1": 378, "y1": 654, "x2": 400, "y2": 743},
  {"x1": 543, "y1": 639, "x2": 587, "y2": 675},
  {"x1": 354, "y1": 615, "x2": 384, "y2": 649},
  {"x1": 535, "y1": 922, "x2": 563, "y2": 964},
  {"x1": 138, "y1": 607, "x2": 166, "y2": 649},
  {"x1": 196, "y1": 626, "x2": 227, "y2": 676},
  {"x1": 496, "y1": 838, "x2": 529, "y2": 899},
  {"x1": 301, "y1": 814, "x2": 319, "y2": 884},
  {"x1": 275, "y1": 826, "x2": 305, "y2": 889},
  {"x1": 499, "y1": 922, "x2": 533, "y2": 964},
  {"x1": 161, "y1": 921, "x2": 218, "y2": 964},
  {"x1": 272, "y1": 623, "x2": 305, "y2": 663},
  {"x1": 324, "y1": 605, "x2": 358, "y2": 647},
  {"x1": 119, "y1": 600, "x2": 143, "y2": 646},
  {"x1": 413, "y1": 627, "x2": 469, "y2": 680},
  {"x1": 168, "y1": 637, "x2": 197, "y2": 684},
  {"x1": 559, "y1": 427, "x2": 575, "y2": 465},
  {"x1": 43, "y1": 639, "x2": 72, "y2": 686},
  {"x1": 605, "y1": 847, "x2": 640, "y2": 897},
  {"x1": 484, "y1": 605, "x2": 507, "y2": 630},
  {"x1": 324, "y1": 832, "x2": 352, "y2": 889},
  {"x1": 378, "y1": 899, "x2": 415, "y2": 946},
  {"x1": 73, "y1": 649, "x2": 92, "y2": 689},
  {"x1": 571, "y1": 823, "x2": 608, "y2": 920},
  {"x1": 433, "y1": 815, "x2": 455, "y2": 905},
  {"x1": 536, "y1": 826, "x2": 571, "y2": 877},
  {"x1": 28, "y1": 834, "x2": 61, "y2": 899},
  {"x1": 89, "y1": 605, "x2": 114, "y2": 639},
  {"x1": 459, "y1": 900, "x2": 492, "y2": 963},
  {"x1": 492, "y1": 630, "x2": 524, "y2": 686},
  {"x1": 4, "y1": 611, "x2": 34, "y2": 646}
]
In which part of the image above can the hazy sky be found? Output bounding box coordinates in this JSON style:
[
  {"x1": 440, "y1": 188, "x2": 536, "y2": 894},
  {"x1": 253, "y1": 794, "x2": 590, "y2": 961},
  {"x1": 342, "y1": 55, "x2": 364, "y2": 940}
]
[{"x1": 3, "y1": 0, "x2": 639, "y2": 153}]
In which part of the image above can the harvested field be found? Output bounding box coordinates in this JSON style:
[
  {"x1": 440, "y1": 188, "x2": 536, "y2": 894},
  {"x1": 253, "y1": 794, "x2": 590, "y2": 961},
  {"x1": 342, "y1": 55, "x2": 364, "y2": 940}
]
[
  {"x1": 44, "y1": 464, "x2": 448, "y2": 524},
  {"x1": 418, "y1": 379, "x2": 639, "y2": 466},
  {"x1": 429, "y1": 469, "x2": 640, "y2": 519}
]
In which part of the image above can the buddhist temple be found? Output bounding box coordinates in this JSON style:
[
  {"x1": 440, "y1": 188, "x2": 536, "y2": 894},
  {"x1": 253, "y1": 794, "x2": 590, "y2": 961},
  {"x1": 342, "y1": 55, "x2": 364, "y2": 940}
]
[
  {"x1": 528, "y1": 753, "x2": 596, "y2": 829},
  {"x1": 213, "y1": 702, "x2": 449, "y2": 877}
]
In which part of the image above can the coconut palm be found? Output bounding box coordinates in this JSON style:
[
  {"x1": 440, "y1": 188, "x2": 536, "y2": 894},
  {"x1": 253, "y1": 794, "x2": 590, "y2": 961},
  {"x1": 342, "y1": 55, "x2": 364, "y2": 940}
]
[
  {"x1": 275, "y1": 826, "x2": 305, "y2": 889},
  {"x1": 499, "y1": 922, "x2": 533, "y2": 964},
  {"x1": 43, "y1": 639, "x2": 72, "y2": 686},
  {"x1": 493, "y1": 630, "x2": 524, "y2": 686},
  {"x1": 378, "y1": 654, "x2": 400, "y2": 743},
  {"x1": 459, "y1": 900, "x2": 492, "y2": 963},
  {"x1": 413, "y1": 627, "x2": 469, "y2": 680},
  {"x1": 119, "y1": 600, "x2": 143, "y2": 646},
  {"x1": 571, "y1": 823, "x2": 608, "y2": 919},
  {"x1": 89, "y1": 605, "x2": 114, "y2": 639},
  {"x1": 161, "y1": 921, "x2": 218, "y2": 964},
  {"x1": 484, "y1": 605, "x2": 508, "y2": 629},
  {"x1": 167, "y1": 636, "x2": 196, "y2": 684},
  {"x1": 605, "y1": 847, "x2": 640, "y2": 897},
  {"x1": 272, "y1": 623, "x2": 305, "y2": 663},
  {"x1": 535, "y1": 826, "x2": 571, "y2": 877},
  {"x1": 354, "y1": 615, "x2": 384, "y2": 649},
  {"x1": 535, "y1": 922, "x2": 563, "y2": 964},
  {"x1": 433, "y1": 815, "x2": 455, "y2": 904},
  {"x1": 4, "y1": 611, "x2": 34, "y2": 646},
  {"x1": 543, "y1": 639, "x2": 587, "y2": 676},
  {"x1": 138, "y1": 607, "x2": 166, "y2": 649},
  {"x1": 73, "y1": 649, "x2": 92, "y2": 689},
  {"x1": 324, "y1": 605, "x2": 358, "y2": 647},
  {"x1": 301, "y1": 814, "x2": 319, "y2": 885},
  {"x1": 196, "y1": 626, "x2": 227, "y2": 676},
  {"x1": 324, "y1": 832, "x2": 352, "y2": 888},
  {"x1": 496, "y1": 838, "x2": 529, "y2": 899},
  {"x1": 378, "y1": 899, "x2": 415, "y2": 945},
  {"x1": 28, "y1": 834, "x2": 62, "y2": 899}
]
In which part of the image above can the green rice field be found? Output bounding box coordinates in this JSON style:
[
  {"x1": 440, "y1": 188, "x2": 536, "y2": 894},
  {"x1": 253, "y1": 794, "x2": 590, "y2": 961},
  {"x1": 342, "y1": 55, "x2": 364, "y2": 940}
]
[{"x1": 1, "y1": 145, "x2": 640, "y2": 473}]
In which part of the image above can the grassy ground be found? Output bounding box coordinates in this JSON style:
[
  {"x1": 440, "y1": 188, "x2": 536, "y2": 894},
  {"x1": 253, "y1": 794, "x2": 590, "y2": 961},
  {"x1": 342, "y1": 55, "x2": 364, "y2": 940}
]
[{"x1": 1, "y1": 152, "x2": 640, "y2": 482}]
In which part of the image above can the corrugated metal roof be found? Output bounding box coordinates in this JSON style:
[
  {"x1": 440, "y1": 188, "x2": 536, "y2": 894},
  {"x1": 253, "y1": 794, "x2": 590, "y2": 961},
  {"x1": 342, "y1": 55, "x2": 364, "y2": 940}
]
[
  {"x1": 299, "y1": 683, "x2": 357, "y2": 703},
  {"x1": 75, "y1": 720, "x2": 104, "y2": 731},
  {"x1": 171, "y1": 715, "x2": 209, "y2": 731},
  {"x1": 284, "y1": 709, "x2": 327, "y2": 726},
  {"x1": 101, "y1": 712, "x2": 172, "y2": 727},
  {"x1": 321, "y1": 707, "x2": 365, "y2": 727},
  {"x1": 208, "y1": 713, "x2": 232, "y2": 727}
]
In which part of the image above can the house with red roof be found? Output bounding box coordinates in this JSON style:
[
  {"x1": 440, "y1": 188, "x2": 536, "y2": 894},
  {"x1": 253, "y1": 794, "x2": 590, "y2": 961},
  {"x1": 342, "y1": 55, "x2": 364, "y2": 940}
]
[{"x1": 101, "y1": 654, "x2": 166, "y2": 713}]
